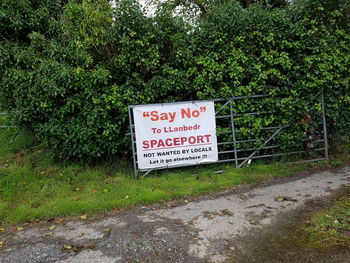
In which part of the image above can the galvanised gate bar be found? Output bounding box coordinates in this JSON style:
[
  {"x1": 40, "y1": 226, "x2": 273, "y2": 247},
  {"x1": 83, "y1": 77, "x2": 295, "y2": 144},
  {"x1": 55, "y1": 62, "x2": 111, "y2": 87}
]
[{"x1": 129, "y1": 92, "x2": 328, "y2": 178}]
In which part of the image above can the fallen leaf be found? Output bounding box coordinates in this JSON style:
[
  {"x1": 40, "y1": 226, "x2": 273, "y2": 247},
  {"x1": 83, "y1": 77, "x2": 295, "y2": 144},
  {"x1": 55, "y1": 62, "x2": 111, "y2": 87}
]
[
  {"x1": 54, "y1": 219, "x2": 63, "y2": 224},
  {"x1": 103, "y1": 228, "x2": 111, "y2": 237},
  {"x1": 184, "y1": 200, "x2": 189, "y2": 203},
  {"x1": 0, "y1": 241, "x2": 4, "y2": 247},
  {"x1": 80, "y1": 214, "x2": 87, "y2": 219},
  {"x1": 61, "y1": 245, "x2": 73, "y2": 252},
  {"x1": 221, "y1": 209, "x2": 234, "y2": 216},
  {"x1": 114, "y1": 208, "x2": 121, "y2": 213},
  {"x1": 86, "y1": 244, "x2": 95, "y2": 249},
  {"x1": 275, "y1": 196, "x2": 297, "y2": 202},
  {"x1": 72, "y1": 245, "x2": 84, "y2": 252},
  {"x1": 78, "y1": 233, "x2": 85, "y2": 237},
  {"x1": 167, "y1": 201, "x2": 177, "y2": 207},
  {"x1": 0, "y1": 228, "x2": 4, "y2": 232},
  {"x1": 283, "y1": 197, "x2": 298, "y2": 202},
  {"x1": 48, "y1": 225, "x2": 56, "y2": 231},
  {"x1": 103, "y1": 189, "x2": 108, "y2": 193},
  {"x1": 17, "y1": 227, "x2": 24, "y2": 231},
  {"x1": 125, "y1": 195, "x2": 129, "y2": 199}
]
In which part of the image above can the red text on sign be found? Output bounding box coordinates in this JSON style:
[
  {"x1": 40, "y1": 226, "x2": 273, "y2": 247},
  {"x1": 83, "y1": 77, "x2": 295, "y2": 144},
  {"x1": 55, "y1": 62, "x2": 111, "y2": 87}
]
[
  {"x1": 142, "y1": 134, "x2": 212, "y2": 150},
  {"x1": 142, "y1": 107, "x2": 207, "y2": 123}
]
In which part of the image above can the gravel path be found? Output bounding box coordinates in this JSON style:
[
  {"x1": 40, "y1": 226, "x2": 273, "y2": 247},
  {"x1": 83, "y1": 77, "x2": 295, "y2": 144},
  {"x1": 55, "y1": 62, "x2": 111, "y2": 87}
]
[{"x1": 1, "y1": 167, "x2": 350, "y2": 263}]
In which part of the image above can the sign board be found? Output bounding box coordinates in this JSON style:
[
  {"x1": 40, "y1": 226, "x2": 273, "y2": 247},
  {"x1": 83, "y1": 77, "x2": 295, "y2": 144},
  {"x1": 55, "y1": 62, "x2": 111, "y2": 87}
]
[{"x1": 132, "y1": 101, "x2": 218, "y2": 170}]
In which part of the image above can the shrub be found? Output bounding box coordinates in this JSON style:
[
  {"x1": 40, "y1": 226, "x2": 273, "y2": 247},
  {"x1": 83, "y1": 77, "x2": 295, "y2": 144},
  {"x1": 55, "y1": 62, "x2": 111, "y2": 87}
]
[{"x1": 0, "y1": 0, "x2": 349, "y2": 161}]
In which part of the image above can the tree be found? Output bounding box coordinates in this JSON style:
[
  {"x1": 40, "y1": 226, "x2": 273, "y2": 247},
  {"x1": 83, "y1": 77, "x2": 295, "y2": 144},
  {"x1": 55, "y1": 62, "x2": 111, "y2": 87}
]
[
  {"x1": 0, "y1": 0, "x2": 68, "y2": 42},
  {"x1": 150, "y1": 0, "x2": 289, "y2": 22},
  {"x1": 239, "y1": 0, "x2": 289, "y2": 8}
]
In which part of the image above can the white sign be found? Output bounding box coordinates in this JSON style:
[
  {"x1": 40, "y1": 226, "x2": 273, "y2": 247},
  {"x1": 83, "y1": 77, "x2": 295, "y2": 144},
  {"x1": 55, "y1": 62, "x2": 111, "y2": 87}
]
[{"x1": 133, "y1": 101, "x2": 218, "y2": 170}]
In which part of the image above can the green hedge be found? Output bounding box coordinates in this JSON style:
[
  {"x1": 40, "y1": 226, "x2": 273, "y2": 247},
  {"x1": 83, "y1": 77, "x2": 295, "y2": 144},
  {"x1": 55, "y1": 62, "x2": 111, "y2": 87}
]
[{"x1": 0, "y1": 0, "x2": 349, "y2": 161}]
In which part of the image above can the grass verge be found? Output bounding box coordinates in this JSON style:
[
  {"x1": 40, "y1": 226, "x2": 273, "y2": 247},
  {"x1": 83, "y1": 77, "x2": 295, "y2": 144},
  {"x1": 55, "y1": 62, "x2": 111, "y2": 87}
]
[
  {"x1": 301, "y1": 193, "x2": 350, "y2": 249},
  {"x1": 0, "y1": 128, "x2": 345, "y2": 227}
]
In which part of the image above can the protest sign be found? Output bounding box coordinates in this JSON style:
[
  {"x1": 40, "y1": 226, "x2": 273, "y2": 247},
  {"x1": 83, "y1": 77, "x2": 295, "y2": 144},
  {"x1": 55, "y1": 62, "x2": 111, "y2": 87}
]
[{"x1": 133, "y1": 101, "x2": 218, "y2": 170}]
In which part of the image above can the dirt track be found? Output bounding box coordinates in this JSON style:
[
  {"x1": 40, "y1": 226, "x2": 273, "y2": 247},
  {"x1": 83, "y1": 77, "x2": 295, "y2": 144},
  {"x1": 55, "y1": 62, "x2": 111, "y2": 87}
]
[{"x1": 1, "y1": 167, "x2": 350, "y2": 263}]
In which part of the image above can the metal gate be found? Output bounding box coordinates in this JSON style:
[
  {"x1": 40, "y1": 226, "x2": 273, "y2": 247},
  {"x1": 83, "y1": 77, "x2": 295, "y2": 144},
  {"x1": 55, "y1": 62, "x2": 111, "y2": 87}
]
[
  {"x1": 214, "y1": 92, "x2": 328, "y2": 169},
  {"x1": 129, "y1": 92, "x2": 328, "y2": 178}
]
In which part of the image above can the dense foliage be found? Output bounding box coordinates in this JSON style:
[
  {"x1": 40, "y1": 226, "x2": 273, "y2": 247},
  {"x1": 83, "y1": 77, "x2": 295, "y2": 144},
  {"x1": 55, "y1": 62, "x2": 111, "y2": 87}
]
[{"x1": 0, "y1": 0, "x2": 349, "y2": 161}]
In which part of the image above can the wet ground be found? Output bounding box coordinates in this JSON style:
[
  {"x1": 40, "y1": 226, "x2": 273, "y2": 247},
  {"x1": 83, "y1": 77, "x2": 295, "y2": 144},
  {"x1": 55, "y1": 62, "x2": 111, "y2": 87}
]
[
  {"x1": 229, "y1": 191, "x2": 350, "y2": 263},
  {"x1": 1, "y1": 167, "x2": 350, "y2": 263}
]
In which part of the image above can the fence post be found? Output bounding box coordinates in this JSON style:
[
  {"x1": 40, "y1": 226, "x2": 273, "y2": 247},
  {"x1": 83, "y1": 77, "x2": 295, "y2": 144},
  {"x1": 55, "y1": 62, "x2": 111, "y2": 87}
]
[
  {"x1": 321, "y1": 90, "x2": 329, "y2": 160},
  {"x1": 128, "y1": 106, "x2": 138, "y2": 178}
]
